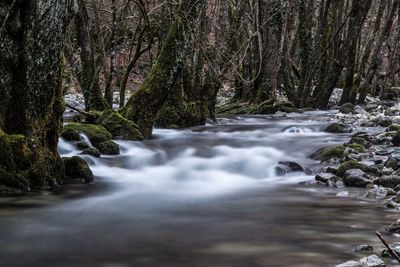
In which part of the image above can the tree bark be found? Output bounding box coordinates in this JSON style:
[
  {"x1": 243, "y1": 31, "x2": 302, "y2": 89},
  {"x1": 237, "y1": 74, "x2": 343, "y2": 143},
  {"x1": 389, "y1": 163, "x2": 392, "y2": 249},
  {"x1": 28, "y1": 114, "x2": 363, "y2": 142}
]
[
  {"x1": 0, "y1": 0, "x2": 71, "y2": 189},
  {"x1": 121, "y1": 0, "x2": 205, "y2": 139}
]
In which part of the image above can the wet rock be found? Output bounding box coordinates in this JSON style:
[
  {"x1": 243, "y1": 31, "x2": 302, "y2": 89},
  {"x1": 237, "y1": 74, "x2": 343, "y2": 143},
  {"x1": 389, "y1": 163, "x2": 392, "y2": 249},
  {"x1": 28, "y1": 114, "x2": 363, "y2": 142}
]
[
  {"x1": 386, "y1": 219, "x2": 400, "y2": 233},
  {"x1": 60, "y1": 128, "x2": 80, "y2": 141},
  {"x1": 384, "y1": 107, "x2": 400, "y2": 116},
  {"x1": 341, "y1": 103, "x2": 355, "y2": 114},
  {"x1": 384, "y1": 158, "x2": 399, "y2": 170},
  {"x1": 315, "y1": 173, "x2": 343, "y2": 187},
  {"x1": 63, "y1": 156, "x2": 94, "y2": 183},
  {"x1": 311, "y1": 146, "x2": 346, "y2": 162},
  {"x1": 359, "y1": 254, "x2": 385, "y2": 267},
  {"x1": 387, "y1": 124, "x2": 400, "y2": 132},
  {"x1": 353, "y1": 106, "x2": 368, "y2": 115},
  {"x1": 276, "y1": 161, "x2": 305, "y2": 175},
  {"x1": 62, "y1": 123, "x2": 112, "y2": 147},
  {"x1": 343, "y1": 169, "x2": 372, "y2": 188},
  {"x1": 349, "y1": 136, "x2": 370, "y2": 147},
  {"x1": 76, "y1": 142, "x2": 90, "y2": 150},
  {"x1": 326, "y1": 123, "x2": 347, "y2": 133},
  {"x1": 353, "y1": 244, "x2": 373, "y2": 254},
  {"x1": 364, "y1": 186, "x2": 392, "y2": 199},
  {"x1": 336, "y1": 260, "x2": 362, "y2": 267},
  {"x1": 0, "y1": 185, "x2": 23, "y2": 197},
  {"x1": 97, "y1": 140, "x2": 120, "y2": 155},
  {"x1": 374, "y1": 176, "x2": 400, "y2": 189},
  {"x1": 337, "y1": 161, "x2": 378, "y2": 177},
  {"x1": 392, "y1": 132, "x2": 400, "y2": 146},
  {"x1": 81, "y1": 147, "x2": 101, "y2": 158},
  {"x1": 336, "y1": 191, "x2": 349, "y2": 197},
  {"x1": 385, "y1": 200, "x2": 400, "y2": 209}
]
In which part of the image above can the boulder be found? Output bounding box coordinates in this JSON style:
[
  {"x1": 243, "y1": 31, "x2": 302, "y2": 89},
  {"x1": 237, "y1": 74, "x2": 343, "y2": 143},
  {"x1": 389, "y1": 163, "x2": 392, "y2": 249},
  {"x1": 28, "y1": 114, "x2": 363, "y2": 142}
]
[
  {"x1": 359, "y1": 255, "x2": 385, "y2": 267},
  {"x1": 374, "y1": 176, "x2": 400, "y2": 189},
  {"x1": 340, "y1": 103, "x2": 355, "y2": 114},
  {"x1": 97, "y1": 141, "x2": 120, "y2": 155},
  {"x1": 353, "y1": 244, "x2": 373, "y2": 254},
  {"x1": 81, "y1": 147, "x2": 101, "y2": 158},
  {"x1": 311, "y1": 146, "x2": 346, "y2": 162},
  {"x1": 343, "y1": 169, "x2": 372, "y2": 187},
  {"x1": 326, "y1": 123, "x2": 347, "y2": 133},
  {"x1": 63, "y1": 156, "x2": 94, "y2": 183},
  {"x1": 62, "y1": 123, "x2": 112, "y2": 147}
]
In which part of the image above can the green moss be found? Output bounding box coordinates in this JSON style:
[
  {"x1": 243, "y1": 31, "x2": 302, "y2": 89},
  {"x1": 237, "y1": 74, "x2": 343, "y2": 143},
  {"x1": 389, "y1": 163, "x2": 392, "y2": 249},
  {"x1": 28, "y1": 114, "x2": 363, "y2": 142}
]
[
  {"x1": 63, "y1": 123, "x2": 112, "y2": 146},
  {"x1": 60, "y1": 128, "x2": 80, "y2": 141},
  {"x1": 81, "y1": 147, "x2": 101, "y2": 158},
  {"x1": 337, "y1": 161, "x2": 377, "y2": 177},
  {"x1": 96, "y1": 110, "x2": 144, "y2": 141},
  {"x1": 97, "y1": 141, "x2": 120, "y2": 155},
  {"x1": 388, "y1": 124, "x2": 400, "y2": 132},
  {"x1": 156, "y1": 100, "x2": 208, "y2": 128},
  {"x1": 311, "y1": 146, "x2": 346, "y2": 162},
  {"x1": 347, "y1": 143, "x2": 365, "y2": 153},
  {"x1": 63, "y1": 156, "x2": 93, "y2": 183},
  {"x1": 325, "y1": 123, "x2": 346, "y2": 133},
  {"x1": 349, "y1": 137, "x2": 368, "y2": 146}
]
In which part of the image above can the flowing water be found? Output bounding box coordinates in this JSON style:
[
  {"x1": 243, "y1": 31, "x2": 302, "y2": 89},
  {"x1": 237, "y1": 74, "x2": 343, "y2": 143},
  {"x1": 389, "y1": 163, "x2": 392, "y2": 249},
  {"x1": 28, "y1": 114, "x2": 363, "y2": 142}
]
[{"x1": 1, "y1": 111, "x2": 400, "y2": 267}]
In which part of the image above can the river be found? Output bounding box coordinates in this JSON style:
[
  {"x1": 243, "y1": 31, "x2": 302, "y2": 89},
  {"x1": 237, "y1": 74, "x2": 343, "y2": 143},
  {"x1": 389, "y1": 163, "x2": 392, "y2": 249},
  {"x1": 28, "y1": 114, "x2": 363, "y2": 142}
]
[{"x1": 1, "y1": 111, "x2": 400, "y2": 267}]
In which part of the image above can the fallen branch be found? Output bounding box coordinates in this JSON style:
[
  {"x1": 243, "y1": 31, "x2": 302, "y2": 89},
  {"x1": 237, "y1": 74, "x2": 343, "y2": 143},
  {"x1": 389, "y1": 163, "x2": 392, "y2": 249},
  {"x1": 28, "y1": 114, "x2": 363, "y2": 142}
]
[
  {"x1": 65, "y1": 103, "x2": 91, "y2": 116},
  {"x1": 376, "y1": 231, "x2": 400, "y2": 263}
]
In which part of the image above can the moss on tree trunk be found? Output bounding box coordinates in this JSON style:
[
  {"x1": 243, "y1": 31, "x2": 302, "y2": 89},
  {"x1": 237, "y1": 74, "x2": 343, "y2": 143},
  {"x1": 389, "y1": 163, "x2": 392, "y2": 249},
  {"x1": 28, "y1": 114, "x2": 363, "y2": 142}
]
[
  {"x1": 0, "y1": 0, "x2": 71, "y2": 191},
  {"x1": 121, "y1": 0, "x2": 205, "y2": 138}
]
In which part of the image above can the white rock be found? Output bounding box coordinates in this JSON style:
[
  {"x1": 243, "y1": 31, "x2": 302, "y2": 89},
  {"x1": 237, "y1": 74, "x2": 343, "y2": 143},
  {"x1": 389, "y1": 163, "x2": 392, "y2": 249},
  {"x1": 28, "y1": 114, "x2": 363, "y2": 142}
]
[
  {"x1": 336, "y1": 260, "x2": 362, "y2": 267},
  {"x1": 359, "y1": 254, "x2": 385, "y2": 267},
  {"x1": 336, "y1": 191, "x2": 349, "y2": 197}
]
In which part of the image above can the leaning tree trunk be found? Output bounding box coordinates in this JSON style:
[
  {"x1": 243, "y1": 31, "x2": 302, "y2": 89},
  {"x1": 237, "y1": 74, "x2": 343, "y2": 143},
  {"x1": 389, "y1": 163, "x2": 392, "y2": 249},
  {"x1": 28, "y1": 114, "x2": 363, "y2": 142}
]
[
  {"x1": 121, "y1": 0, "x2": 205, "y2": 138},
  {"x1": 0, "y1": 0, "x2": 70, "y2": 190}
]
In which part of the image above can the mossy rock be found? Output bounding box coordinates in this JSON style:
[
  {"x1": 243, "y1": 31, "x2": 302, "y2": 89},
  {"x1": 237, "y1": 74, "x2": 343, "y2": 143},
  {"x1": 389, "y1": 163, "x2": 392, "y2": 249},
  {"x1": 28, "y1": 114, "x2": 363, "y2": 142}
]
[
  {"x1": 0, "y1": 171, "x2": 29, "y2": 191},
  {"x1": 81, "y1": 147, "x2": 101, "y2": 158},
  {"x1": 63, "y1": 156, "x2": 94, "y2": 183},
  {"x1": 96, "y1": 111, "x2": 144, "y2": 141},
  {"x1": 97, "y1": 141, "x2": 120, "y2": 155},
  {"x1": 62, "y1": 123, "x2": 112, "y2": 146},
  {"x1": 0, "y1": 185, "x2": 23, "y2": 197},
  {"x1": 387, "y1": 124, "x2": 400, "y2": 132},
  {"x1": 349, "y1": 136, "x2": 368, "y2": 146},
  {"x1": 337, "y1": 161, "x2": 378, "y2": 177},
  {"x1": 392, "y1": 131, "x2": 400, "y2": 146},
  {"x1": 340, "y1": 103, "x2": 354, "y2": 114},
  {"x1": 60, "y1": 128, "x2": 80, "y2": 141},
  {"x1": 311, "y1": 146, "x2": 346, "y2": 162},
  {"x1": 346, "y1": 143, "x2": 365, "y2": 153},
  {"x1": 325, "y1": 123, "x2": 346, "y2": 133}
]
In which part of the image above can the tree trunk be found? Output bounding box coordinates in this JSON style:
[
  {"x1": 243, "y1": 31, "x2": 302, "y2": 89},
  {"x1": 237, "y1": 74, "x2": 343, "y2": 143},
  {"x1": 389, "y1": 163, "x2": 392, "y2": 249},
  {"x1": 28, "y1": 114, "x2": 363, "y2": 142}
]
[
  {"x1": 121, "y1": 0, "x2": 205, "y2": 139},
  {"x1": 75, "y1": 0, "x2": 109, "y2": 111},
  {"x1": 0, "y1": 0, "x2": 70, "y2": 190}
]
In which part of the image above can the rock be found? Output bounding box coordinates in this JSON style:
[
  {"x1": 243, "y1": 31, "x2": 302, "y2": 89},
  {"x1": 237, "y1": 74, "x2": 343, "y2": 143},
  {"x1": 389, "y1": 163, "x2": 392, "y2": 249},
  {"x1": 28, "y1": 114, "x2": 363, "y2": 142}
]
[
  {"x1": 278, "y1": 161, "x2": 305, "y2": 172},
  {"x1": 384, "y1": 158, "x2": 399, "y2": 170},
  {"x1": 60, "y1": 128, "x2": 80, "y2": 141},
  {"x1": 326, "y1": 123, "x2": 347, "y2": 133},
  {"x1": 343, "y1": 169, "x2": 372, "y2": 187},
  {"x1": 364, "y1": 186, "x2": 391, "y2": 199},
  {"x1": 337, "y1": 161, "x2": 378, "y2": 177},
  {"x1": 336, "y1": 260, "x2": 362, "y2": 267},
  {"x1": 311, "y1": 146, "x2": 346, "y2": 162},
  {"x1": 387, "y1": 124, "x2": 400, "y2": 132},
  {"x1": 96, "y1": 110, "x2": 144, "y2": 141},
  {"x1": 374, "y1": 176, "x2": 400, "y2": 189},
  {"x1": 76, "y1": 141, "x2": 90, "y2": 150},
  {"x1": 359, "y1": 254, "x2": 385, "y2": 267},
  {"x1": 353, "y1": 106, "x2": 368, "y2": 115},
  {"x1": 63, "y1": 156, "x2": 94, "y2": 183},
  {"x1": 392, "y1": 131, "x2": 400, "y2": 146},
  {"x1": 346, "y1": 143, "x2": 366, "y2": 153},
  {"x1": 315, "y1": 173, "x2": 343, "y2": 187},
  {"x1": 385, "y1": 200, "x2": 400, "y2": 209},
  {"x1": 275, "y1": 111, "x2": 287, "y2": 117},
  {"x1": 340, "y1": 103, "x2": 355, "y2": 114},
  {"x1": 384, "y1": 107, "x2": 400, "y2": 116},
  {"x1": 386, "y1": 219, "x2": 400, "y2": 233},
  {"x1": 0, "y1": 185, "x2": 23, "y2": 197},
  {"x1": 62, "y1": 123, "x2": 112, "y2": 147},
  {"x1": 353, "y1": 244, "x2": 373, "y2": 254},
  {"x1": 336, "y1": 191, "x2": 349, "y2": 197},
  {"x1": 81, "y1": 147, "x2": 101, "y2": 158},
  {"x1": 97, "y1": 140, "x2": 120, "y2": 155},
  {"x1": 349, "y1": 136, "x2": 369, "y2": 147}
]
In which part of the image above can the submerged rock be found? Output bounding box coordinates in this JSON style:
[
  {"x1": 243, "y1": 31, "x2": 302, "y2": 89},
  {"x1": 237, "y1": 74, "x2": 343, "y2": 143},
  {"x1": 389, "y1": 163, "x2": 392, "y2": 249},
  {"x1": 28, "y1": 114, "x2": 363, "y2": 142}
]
[{"x1": 353, "y1": 244, "x2": 373, "y2": 254}]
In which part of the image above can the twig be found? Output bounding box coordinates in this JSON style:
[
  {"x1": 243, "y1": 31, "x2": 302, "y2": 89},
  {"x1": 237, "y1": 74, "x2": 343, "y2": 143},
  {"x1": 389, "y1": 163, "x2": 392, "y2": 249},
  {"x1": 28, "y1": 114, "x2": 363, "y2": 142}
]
[
  {"x1": 65, "y1": 103, "x2": 91, "y2": 116},
  {"x1": 376, "y1": 231, "x2": 400, "y2": 263}
]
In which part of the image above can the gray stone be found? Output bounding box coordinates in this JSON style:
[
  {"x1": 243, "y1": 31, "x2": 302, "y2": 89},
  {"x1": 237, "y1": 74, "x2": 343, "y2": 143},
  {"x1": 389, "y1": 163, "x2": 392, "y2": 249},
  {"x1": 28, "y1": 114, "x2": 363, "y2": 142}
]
[
  {"x1": 353, "y1": 244, "x2": 373, "y2": 254},
  {"x1": 359, "y1": 254, "x2": 385, "y2": 267},
  {"x1": 335, "y1": 260, "x2": 362, "y2": 267},
  {"x1": 343, "y1": 169, "x2": 372, "y2": 187}
]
